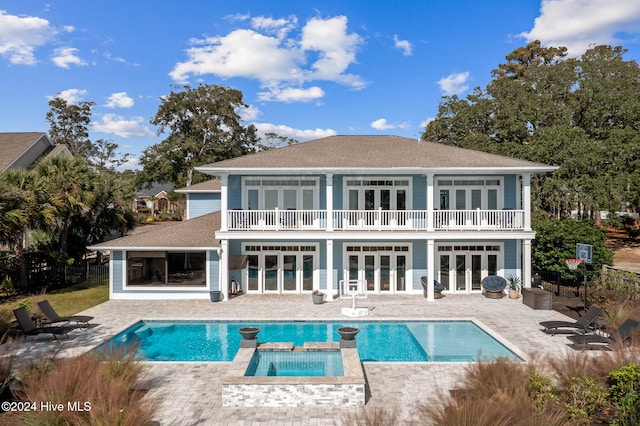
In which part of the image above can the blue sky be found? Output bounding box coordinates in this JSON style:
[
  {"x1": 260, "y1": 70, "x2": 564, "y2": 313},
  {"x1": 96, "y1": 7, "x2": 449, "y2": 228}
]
[{"x1": 1, "y1": 1, "x2": 640, "y2": 169}]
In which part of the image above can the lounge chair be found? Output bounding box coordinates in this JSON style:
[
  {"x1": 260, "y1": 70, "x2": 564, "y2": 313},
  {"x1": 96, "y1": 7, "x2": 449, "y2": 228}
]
[
  {"x1": 481, "y1": 275, "x2": 506, "y2": 298},
  {"x1": 567, "y1": 318, "x2": 639, "y2": 350},
  {"x1": 420, "y1": 276, "x2": 444, "y2": 299},
  {"x1": 37, "y1": 300, "x2": 94, "y2": 327},
  {"x1": 540, "y1": 306, "x2": 602, "y2": 335},
  {"x1": 13, "y1": 307, "x2": 74, "y2": 342}
]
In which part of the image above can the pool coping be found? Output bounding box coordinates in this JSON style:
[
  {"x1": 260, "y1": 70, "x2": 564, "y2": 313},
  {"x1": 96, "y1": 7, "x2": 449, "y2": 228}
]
[{"x1": 221, "y1": 343, "x2": 365, "y2": 406}]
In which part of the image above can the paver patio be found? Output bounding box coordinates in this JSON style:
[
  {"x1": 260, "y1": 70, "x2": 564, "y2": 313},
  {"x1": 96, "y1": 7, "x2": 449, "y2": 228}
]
[{"x1": 14, "y1": 294, "x2": 582, "y2": 425}]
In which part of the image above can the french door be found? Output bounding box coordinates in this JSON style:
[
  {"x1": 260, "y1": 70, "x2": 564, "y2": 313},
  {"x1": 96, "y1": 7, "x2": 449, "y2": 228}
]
[
  {"x1": 245, "y1": 248, "x2": 316, "y2": 293},
  {"x1": 345, "y1": 247, "x2": 409, "y2": 293},
  {"x1": 437, "y1": 245, "x2": 500, "y2": 293}
]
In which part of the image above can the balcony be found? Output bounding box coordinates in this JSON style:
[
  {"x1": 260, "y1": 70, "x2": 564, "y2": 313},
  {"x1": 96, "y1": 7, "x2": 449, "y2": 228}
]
[{"x1": 227, "y1": 209, "x2": 525, "y2": 232}]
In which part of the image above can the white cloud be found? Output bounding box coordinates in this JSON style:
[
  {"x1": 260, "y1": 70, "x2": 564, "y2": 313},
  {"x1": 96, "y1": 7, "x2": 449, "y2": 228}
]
[
  {"x1": 420, "y1": 117, "x2": 435, "y2": 128},
  {"x1": 0, "y1": 10, "x2": 56, "y2": 65},
  {"x1": 170, "y1": 15, "x2": 364, "y2": 101},
  {"x1": 170, "y1": 28, "x2": 305, "y2": 83},
  {"x1": 251, "y1": 15, "x2": 298, "y2": 39},
  {"x1": 51, "y1": 47, "x2": 86, "y2": 68},
  {"x1": 258, "y1": 86, "x2": 325, "y2": 103},
  {"x1": 48, "y1": 88, "x2": 87, "y2": 104},
  {"x1": 371, "y1": 118, "x2": 395, "y2": 130},
  {"x1": 393, "y1": 35, "x2": 413, "y2": 56},
  {"x1": 252, "y1": 122, "x2": 336, "y2": 141},
  {"x1": 239, "y1": 104, "x2": 260, "y2": 121},
  {"x1": 520, "y1": 0, "x2": 640, "y2": 56},
  {"x1": 93, "y1": 114, "x2": 154, "y2": 138},
  {"x1": 370, "y1": 118, "x2": 411, "y2": 131},
  {"x1": 300, "y1": 16, "x2": 364, "y2": 87},
  {"x1": 105, "y1": 92, "x2": 134, "y2": 108},
  {"x1": 437, "y1": 72, "x2": 470, "y2": 96}
]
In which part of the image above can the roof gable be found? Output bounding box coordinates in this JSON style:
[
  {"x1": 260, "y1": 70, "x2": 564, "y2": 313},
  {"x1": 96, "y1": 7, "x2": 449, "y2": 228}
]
[{"x1": 0, "y1": 132, "x2": 53, "y2": 171}]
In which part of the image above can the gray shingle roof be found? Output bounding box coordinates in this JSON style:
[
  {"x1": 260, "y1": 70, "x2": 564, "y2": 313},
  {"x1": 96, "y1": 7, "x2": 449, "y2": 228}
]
[
  {"x1": 196, "y1": 135, "x2": 555, "y2": 172},
  {"x1": 0, "y1": 132, "x2": 49, "y2": 171},
  {"x1": 90, "y1": 212, "x2": 220, "y2": 250},
  {"x1": 175, "y1": 179, "x2": 221, "y2": 193}
]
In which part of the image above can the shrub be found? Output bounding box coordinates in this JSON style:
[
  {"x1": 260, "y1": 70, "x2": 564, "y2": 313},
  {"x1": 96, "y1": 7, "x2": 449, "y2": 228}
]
[
  {"x1": 608, "y1": 363, "x2": 640, "y2": 425},
  {"x1": 420, "y1": 359, "x2": 566, "y2": 426},
  {"x1": 5, "y1": 347, "x2": 155, "y2": 425},
  {"x1": 563, "y1": 376, "x2": 609, "y2": 422}
]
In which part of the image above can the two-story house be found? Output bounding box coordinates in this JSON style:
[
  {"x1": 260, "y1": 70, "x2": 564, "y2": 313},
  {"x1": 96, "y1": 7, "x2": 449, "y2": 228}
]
[{"x1": 92, "y1": 135, "x2": 555, "y2": 301}]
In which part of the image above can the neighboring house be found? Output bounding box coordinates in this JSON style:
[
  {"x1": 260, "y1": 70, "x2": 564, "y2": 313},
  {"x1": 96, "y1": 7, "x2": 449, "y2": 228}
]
[
  {"x1": 175, "y1": 178, "x2": 221, "y2": 219},
  {"x1": 133, "y1": 183, "x2": 177, "y2": 214},
  {"x1": 0, "y1": 132, "x2": 71, "y2": 172},
  {"x1": 91, "y1": 135, "x2": 556, "y2": 301}
]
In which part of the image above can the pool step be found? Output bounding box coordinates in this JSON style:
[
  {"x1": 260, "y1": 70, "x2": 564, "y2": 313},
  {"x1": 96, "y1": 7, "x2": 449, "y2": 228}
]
[{"x1": 303, "y1": 342, "x2": 340, "y2": 351}]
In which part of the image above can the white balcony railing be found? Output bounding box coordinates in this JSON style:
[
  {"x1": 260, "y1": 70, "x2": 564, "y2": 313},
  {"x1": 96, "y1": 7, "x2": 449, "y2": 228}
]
[{"x1": 226, "y1": 209, "x2": 525, "y2": 231}]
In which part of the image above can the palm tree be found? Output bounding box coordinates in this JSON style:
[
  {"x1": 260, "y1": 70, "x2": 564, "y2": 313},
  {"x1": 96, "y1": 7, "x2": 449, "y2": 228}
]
[
  {"x1": 0, "y1": 169, "x2": 55, "y2": 287},
  {"x1": 34, "y1": 156, "x2": 97, "y2": 257}
]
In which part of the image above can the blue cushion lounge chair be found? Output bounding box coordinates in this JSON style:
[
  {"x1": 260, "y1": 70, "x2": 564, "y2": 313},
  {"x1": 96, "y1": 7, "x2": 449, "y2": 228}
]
[
  {"x1": 420, "y1": 276, "x2": 444, "y2": 299},
  {"x1": 13, "y1": 307, "x2": 74, "y2": 342},
  {"x1": 567, "y1": 318, "x2": 639, "y2": 350},
  {"x1": 481, "y1": 275, "x2": 506, "y2": 298},
  {"x1": 37, "y1": 299, "x2": 94, "y2": 327},
  {"x1": 539, "y1": 306, "x2": 602, "y2": 335}
]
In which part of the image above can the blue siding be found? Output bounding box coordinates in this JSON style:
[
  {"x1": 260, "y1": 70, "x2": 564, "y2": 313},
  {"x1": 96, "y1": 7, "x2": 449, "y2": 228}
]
[
  {"x1": 504, "y1": 175, "x2": 517, "y2": 209},
  {"x1": 188, "y1": 193, "x2": 220, "y2": 219},
  {"x1": 228, "y1": 175, "x2": 242, "y2": 209},
  {"x1": 112, "y1": 250, "x2": 124, "y2": 293},
  {"x1": 503, "y1": 240, "x2": 518, "y2": 277},
  {"x1": 412, "y1": 241, "x2": 427, "y2": 291},
  {"x1": 412, "y1": 175, "x2": 427, "y2": 210}
]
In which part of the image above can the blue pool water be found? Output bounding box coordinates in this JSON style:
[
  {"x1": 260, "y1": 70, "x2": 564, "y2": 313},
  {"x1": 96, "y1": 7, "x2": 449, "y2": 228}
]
[
  {"x1": 245, "y1": 350, "x2": 344, "y2": 376},
  {"x1": 99, "y1": 320, "x2": 521, "y2": 362}
]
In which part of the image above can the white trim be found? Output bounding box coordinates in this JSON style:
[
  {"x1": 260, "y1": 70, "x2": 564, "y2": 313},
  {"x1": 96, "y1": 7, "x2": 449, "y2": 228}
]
[
  {"x1": 342, "y1": 176, "x2": 413, "y2": 211},
  {"x1": 121, "y1": 249, "x2": 209, "y2": 292},
  {"x1": 197, "y1": 166, "x2": 558, "y2": 175},
  {"x1": 435, "y1": 242, "x2": 505, "y2": 294},
  {"x1": 242, "y1": 175, "x2": 319, "y2": 210},
  {"x1": 341, "y1": 242, "x2": 413, "y2": 295},
  {"x1": 241, "y1": 242, "x2": 320, "y2": 295}
]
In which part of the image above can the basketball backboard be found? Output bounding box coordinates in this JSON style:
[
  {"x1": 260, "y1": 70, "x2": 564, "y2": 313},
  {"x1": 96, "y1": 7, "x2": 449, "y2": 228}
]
[{"x1": 576, "y1": 243, "x2": 593, "y2": 264}]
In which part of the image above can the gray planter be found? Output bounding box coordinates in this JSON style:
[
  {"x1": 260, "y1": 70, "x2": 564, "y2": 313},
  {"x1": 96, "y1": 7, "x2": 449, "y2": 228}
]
[
  {"x1": 210, "y1": 291, "x2": 222, "y2": 302},
  {"x1": 312, "y1": 294, "x2": 324, "y2": 304}
]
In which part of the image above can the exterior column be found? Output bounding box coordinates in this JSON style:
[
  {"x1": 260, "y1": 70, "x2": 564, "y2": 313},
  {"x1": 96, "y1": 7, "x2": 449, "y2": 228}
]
[
  {"x1": 326, "y1": 239, "x2": 334, "y2": 300},
  {"x1": 326, "y1": 173, "x2": 333, "y2": 231},
  {"x1": 522, "y1": 239, "x2": 532, "y2": 289},
  {"x1": 220, "y1": 174, "x2": 228, "y2": 231},
  {"x1": 522, "y1": 173, "x2": 531, "y2": 231},
  {"x1": 426, "y1": 174, "x2": 434, "y2": 231},
  {"x1": 426, "y1": 239, "x2": 435, "y2": 301},
  {"x1": 220, "y1": 239, "x2": 229, "y2": 301}
]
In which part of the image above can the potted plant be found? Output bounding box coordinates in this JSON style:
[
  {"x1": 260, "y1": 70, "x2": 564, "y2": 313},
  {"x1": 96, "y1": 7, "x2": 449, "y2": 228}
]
[
  {"x1": 312, "y1": 289, "x2": 325, "y2": 304},
  {"x1": 507, "y1": 275, "x2": 521, "y2": 299}
]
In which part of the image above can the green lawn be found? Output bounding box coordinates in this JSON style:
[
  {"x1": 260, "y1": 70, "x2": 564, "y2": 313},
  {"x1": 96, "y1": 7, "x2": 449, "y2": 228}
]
[{"x1": 1, "y1": 283, "x2": 109, "y2": 332}]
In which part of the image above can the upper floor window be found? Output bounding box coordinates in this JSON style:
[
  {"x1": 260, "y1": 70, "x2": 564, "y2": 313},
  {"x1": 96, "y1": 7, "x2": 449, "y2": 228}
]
[
  {"x1": 243, "y1": 177, "x2": 318, "y2": 210},
  {"x1": 344, "y1": 177, "x2": 411, "y2": 211},
  {"x1": 437, "y1": 177, "x2": 502, "y2": 210}
]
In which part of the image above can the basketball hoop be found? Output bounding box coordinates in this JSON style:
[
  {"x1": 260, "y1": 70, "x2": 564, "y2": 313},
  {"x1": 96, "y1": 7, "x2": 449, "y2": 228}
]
[{"x1": 566, "y1": 258, "x2": 584, "y2": 270}]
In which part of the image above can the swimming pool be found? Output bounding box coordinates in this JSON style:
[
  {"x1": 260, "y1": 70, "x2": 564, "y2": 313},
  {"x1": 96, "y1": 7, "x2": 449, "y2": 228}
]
[
  {"x1": 98, "y1": 320, "x2": 521, "y2": 362},
  {"x1": 245, "y1": 350, "x2": 344, "y2": 376},
  {"x1": 100, "y1": 320, "x2": 522, "y2": 362}
]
